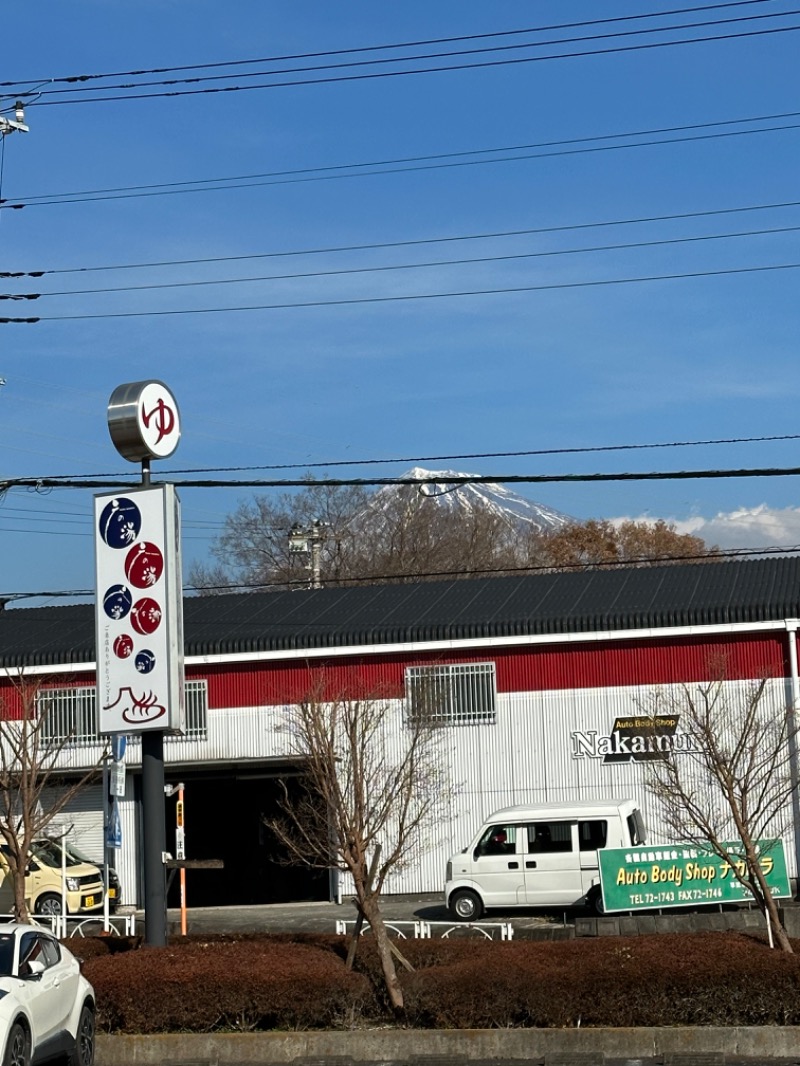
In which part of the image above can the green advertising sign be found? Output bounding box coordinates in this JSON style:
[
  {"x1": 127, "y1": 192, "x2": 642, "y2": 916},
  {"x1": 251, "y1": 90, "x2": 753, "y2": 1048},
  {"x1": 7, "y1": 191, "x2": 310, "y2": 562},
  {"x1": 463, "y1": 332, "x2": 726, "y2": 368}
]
[{"x1": 598, "y1": 840, "x2": 791, "y2": 913}]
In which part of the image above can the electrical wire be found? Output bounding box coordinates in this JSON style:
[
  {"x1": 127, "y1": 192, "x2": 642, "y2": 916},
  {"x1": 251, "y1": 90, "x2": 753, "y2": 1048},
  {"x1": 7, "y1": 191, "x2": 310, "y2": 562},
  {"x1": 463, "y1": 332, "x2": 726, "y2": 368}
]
[
  {"x1": 4, "y1": 260, "x2": 798, "y2": 323},
  {"x1": 3, "y1": 112, "x2": 799, "y2": 211},
  {"x1": 6, "y1": 224, "x2": 798, "y2": 301},
  {"x1": 5, "y1": 542, "x2": 800, "y2": 604},
  {"x1": 17, "y1": 23, "x2": 800, "y2": 107},
  {"x1": 5, "y1": 464, "x2": 800, "y2": 491},
  {"x1": 20, "y1": 8, "x2": 800, "y2": 102},
  {"x1": 5, "y1": 197, "x2": 800, "y2": 277},
  {"x1": 2, "y1": 429, "x2": 795, "y2": 484},
  {"x1": 1, "y1": 1, "x2": 780, "y2": 90}
]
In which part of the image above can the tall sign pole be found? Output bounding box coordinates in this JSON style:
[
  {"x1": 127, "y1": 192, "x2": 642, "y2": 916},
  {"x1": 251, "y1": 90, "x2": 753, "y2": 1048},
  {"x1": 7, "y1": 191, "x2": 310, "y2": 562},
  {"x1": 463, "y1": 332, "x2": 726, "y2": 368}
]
[{"x1": 95, "y1": 381, "x2": 184, "y2": 946}]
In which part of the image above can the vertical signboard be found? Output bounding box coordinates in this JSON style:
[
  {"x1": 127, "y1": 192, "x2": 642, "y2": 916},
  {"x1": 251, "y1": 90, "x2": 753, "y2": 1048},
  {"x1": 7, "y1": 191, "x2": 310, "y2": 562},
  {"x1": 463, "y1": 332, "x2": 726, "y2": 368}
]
[{"x1": 94, "y1": 484, "x2": 185, "y2": 735}]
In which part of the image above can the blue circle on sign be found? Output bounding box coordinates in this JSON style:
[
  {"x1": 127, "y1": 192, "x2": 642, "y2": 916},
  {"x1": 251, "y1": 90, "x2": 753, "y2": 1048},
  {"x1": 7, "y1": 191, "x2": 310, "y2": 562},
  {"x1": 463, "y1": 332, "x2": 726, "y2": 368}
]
[
  {"x1": 135, "y1": 649, "x2": 156, "y2": 674},
  {"x1": 103, "y1": 584, "x2": 133, "y2": 621},
  {"x1": 98, "y1": 497, "x2": 142, "y2": 548}
]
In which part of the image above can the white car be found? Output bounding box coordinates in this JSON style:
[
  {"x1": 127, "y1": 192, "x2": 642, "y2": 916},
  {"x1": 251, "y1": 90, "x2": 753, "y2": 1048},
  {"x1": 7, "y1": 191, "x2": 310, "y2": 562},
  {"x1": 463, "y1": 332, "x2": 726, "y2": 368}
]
[{"x1": 0, "y1": 925, "x2": 94, "y2": 1066}]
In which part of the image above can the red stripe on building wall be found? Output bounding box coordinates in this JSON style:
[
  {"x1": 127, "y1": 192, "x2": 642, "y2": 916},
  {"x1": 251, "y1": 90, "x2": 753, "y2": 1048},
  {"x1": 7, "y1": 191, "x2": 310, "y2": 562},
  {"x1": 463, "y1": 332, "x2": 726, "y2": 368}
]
[
  {"x1": 190, "y1": 632, "x2": 789, "y2": 709},
  {"x1": 0, "y1": 632, "x2": 787, "y2": 717}
]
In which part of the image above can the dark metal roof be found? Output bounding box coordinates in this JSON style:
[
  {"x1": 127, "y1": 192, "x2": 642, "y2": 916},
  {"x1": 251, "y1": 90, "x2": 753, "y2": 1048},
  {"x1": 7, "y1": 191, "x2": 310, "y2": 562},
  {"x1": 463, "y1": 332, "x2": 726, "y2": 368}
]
[{"x1": 3, "y1": 556, "x2": 800, "y2": 669}]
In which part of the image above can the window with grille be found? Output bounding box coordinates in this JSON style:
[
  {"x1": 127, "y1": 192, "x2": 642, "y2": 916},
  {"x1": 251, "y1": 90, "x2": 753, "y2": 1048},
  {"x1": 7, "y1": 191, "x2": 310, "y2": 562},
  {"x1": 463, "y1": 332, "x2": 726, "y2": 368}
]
[
  {"x1": 179, "y1": 680, "x2": 208, "y2": 740},
  {"x1": 38, "y1": 686, "x2": 97, "y2": 745},
  {"x1": 405, "y1": 663, "x2": 497, "y2": 726},
  {"x1": 37, "y1": 679, "x2": 208, "y2": 743}
]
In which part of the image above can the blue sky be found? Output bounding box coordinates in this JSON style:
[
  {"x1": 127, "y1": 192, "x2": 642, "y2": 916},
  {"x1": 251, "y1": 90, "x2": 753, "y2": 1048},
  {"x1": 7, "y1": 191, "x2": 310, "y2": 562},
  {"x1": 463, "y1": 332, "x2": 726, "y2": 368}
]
[{"x1": 1, "y1": 1, "x2": 799, "y2": 602}]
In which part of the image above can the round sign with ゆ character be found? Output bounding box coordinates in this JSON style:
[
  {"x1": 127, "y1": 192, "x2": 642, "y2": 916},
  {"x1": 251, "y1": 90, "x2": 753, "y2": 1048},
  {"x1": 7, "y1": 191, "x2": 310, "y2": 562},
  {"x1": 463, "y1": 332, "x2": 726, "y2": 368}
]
[{"x1": 107, "y1": 380, "x2": 181, "y2": 462}]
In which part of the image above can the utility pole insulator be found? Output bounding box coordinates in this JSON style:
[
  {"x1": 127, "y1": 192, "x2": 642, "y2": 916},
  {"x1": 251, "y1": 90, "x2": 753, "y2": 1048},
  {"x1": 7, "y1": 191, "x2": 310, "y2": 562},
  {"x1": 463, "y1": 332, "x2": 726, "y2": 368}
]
[
  {"x1": 288, "y1": 520, "x2": 329, "y2": 588},
  {"x1": 0, "y1": 101, "x2": 29, "y2": 135}
]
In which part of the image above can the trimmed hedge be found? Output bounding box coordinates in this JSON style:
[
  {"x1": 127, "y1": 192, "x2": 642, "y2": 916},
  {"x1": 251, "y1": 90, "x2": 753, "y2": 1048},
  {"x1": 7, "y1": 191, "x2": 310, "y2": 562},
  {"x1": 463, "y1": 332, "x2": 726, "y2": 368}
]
[
  {"x1": 70, "y1": 930, "x2": 800, "y2": 1033},
  {"x1": 78, "y1": 935, "x2": 371, "y2": 1032}
]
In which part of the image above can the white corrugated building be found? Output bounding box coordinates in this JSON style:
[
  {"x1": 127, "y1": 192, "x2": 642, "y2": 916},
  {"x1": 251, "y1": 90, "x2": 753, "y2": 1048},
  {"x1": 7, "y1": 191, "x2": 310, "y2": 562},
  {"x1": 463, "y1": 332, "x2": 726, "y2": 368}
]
[{"x1": 1, "y1": 555, "x2": 798, "y2": 907}]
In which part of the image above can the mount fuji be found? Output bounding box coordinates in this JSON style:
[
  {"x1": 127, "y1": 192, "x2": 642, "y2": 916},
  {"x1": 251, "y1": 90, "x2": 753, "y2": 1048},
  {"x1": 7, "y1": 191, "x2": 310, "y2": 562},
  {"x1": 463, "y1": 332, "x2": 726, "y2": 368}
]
[{"x1": 366, "y1": 467, "x2": 574, "y2": 534}]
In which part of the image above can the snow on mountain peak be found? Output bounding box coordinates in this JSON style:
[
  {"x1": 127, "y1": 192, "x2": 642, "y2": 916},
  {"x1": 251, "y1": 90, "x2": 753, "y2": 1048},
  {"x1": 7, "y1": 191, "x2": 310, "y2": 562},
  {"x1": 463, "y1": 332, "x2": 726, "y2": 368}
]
[{"x1": 371, "y1": 467, "x2": 574, "y2": 534}]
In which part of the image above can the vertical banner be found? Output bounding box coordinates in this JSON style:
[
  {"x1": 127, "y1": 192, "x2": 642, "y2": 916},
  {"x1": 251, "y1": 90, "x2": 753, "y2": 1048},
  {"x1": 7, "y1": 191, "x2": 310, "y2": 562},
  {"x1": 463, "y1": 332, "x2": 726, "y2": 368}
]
[
  {"x1": 106, "y1": 799, "x2": 123, "y2": 850},
  {"x1": 94, "y1": 484, "x2": 185, "y2": 735}
]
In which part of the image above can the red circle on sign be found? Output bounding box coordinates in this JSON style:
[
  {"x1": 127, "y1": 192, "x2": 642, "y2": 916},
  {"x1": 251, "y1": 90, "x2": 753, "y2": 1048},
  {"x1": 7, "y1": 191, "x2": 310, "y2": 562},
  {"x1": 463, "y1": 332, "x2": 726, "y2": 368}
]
[
  {"x1": 130, "y1": 597, "x2": 162, "y2": 635},
  {"x1": 125, "y1": 542, "x2": 164, "y2": 589},
  {"x1": 113, "y1": 634, "x2": 134, "y2": 659}
]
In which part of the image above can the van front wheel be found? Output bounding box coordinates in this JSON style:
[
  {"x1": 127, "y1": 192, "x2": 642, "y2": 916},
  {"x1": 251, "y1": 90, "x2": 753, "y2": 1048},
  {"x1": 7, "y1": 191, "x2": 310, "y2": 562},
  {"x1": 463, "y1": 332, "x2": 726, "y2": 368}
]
[{"x1": 449, "y1": 889, "x2": 483, "y2": 922}]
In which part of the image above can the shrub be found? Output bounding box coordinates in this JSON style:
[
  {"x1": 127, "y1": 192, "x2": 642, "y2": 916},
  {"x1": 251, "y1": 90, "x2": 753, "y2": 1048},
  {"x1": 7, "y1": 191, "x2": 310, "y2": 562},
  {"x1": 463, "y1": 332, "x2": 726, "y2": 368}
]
[
  {"x1": 83, "y1": 937, "x2": 372, "y2": 1032},
  {"x1": 78, "y1": 930, "x2": 800, "y2": 1032}
]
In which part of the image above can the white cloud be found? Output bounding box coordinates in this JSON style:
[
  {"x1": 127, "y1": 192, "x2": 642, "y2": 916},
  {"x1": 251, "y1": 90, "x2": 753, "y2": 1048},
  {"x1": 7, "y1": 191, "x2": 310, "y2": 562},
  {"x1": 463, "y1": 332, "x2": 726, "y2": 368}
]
[{"x1": 611, "y1": 505, "x2": 800, "y2": 552}]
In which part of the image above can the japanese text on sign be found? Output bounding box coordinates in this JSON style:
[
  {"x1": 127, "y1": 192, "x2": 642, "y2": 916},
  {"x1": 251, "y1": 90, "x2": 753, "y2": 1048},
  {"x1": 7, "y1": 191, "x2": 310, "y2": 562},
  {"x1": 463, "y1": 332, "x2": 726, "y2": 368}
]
[{"x1": 598, "y1": 840, "x2": 790, "y2": 912}]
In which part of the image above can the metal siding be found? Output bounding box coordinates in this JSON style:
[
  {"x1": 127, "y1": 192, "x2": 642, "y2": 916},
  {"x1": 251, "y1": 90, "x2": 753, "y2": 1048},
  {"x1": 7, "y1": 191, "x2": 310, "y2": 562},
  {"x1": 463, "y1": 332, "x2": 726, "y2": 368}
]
[
  {"x1": 198, "y1": 634, "x2": 789, "y2": 708},
  {"x1": 40, "y1": 784, "x2": 104, "y2": 861},
  {"x1": 14, "y1": 633, "x2": 798, "y2": 901}
]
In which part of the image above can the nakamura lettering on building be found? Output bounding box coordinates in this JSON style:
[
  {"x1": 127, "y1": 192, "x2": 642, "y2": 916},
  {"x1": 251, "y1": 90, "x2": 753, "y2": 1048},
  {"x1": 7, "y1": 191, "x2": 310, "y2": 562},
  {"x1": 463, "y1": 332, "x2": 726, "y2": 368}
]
[{"x1": 571, "y1": 715, "x2": 698, "y2": 762}]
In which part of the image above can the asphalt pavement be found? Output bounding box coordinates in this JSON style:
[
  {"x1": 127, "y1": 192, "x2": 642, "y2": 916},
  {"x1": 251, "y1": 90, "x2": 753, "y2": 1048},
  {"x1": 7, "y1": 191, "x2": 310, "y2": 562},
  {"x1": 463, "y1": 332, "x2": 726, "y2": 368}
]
[{"x1": 153, "y1": 891, "x2": 569, "y2": 938}]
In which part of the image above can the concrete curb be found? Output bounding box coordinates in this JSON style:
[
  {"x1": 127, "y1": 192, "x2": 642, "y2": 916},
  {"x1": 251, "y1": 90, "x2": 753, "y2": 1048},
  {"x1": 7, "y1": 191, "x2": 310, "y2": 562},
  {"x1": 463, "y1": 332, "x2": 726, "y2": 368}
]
[{"x1": 96, "y1": 1026, "x2": 800, "y2": 1064}]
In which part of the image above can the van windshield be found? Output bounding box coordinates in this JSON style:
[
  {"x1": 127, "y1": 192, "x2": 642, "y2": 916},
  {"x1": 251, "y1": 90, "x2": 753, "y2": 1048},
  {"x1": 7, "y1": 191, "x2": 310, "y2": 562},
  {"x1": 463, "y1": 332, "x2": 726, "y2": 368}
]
[{"x1": 30, "y1": 841, "x2": 84, "y2": 869}]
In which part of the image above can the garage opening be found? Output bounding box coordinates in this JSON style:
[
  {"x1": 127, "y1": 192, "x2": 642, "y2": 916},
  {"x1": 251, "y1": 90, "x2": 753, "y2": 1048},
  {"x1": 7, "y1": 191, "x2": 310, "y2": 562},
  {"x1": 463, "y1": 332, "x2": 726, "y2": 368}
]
[{"x1": 163, "y1": 765, "x2": 329, "y2": 907}]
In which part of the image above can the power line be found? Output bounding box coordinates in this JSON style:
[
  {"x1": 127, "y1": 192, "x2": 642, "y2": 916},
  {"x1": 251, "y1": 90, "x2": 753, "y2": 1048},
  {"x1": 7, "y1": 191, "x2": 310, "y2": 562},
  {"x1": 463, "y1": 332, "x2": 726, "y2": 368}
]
[
  {"x1": 21, "y1": 8, "x2": 800, "y2": 101},
  {"x1": 4, "y1": 261, "x2": 798, "y2": 323},
  {"x1": 1, "y1": 429, "x2": 797, "y2": 486},
  {"x1": 2, "y1": 2, "x2": 779, "y2": 90},
  {"x1": 2, "y1": 430, "x2": 795, "y2": 485},
  {"x1": 5, "y1": 197, "x2": 797, "y2": 277},
  {"x1": 18, "y1": 22, "x2": 800, "y2": 107},
  {"x1": 7, "y1": 224, "x2": 798, "y2": 301},
  {"x1": 6, "y1": 464, "x2": 800, "y2": 491},
  {"x1": 6, "y1": 542, "x2": 800, "y2": 604},
  {"x1": 3, "y1": 112, "x2": 799, "y2": 211}
]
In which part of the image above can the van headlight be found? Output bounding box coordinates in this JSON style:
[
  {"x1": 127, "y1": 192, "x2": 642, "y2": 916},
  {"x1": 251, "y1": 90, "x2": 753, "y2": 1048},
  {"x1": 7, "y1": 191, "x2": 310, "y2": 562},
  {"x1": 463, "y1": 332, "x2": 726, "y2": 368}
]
[
  {"x1": 446, "y1": 861, "x2": 452, "y2": 882},
  {"x1": 66, "y1": 877, "x2": 80, "y2": 891}
]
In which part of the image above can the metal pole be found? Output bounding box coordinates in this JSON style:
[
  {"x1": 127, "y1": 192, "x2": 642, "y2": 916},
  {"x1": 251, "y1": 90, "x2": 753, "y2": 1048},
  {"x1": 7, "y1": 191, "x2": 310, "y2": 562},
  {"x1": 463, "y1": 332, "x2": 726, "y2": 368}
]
[
  {"x1": 141, "y1": 731, "x2": 167, "y2": 945},
  {"x1": 784, "y1": 623, "x2": 800, "y2": 897},
  {"x1": 139, "y1": 456, "x2": 168, "y2": 945},
  {"x1": 178, "y1": 785, "x2": 187, "y2": 936},
  {"x1": 102, "y1": 757, "x2": 110, "y2": 933}
]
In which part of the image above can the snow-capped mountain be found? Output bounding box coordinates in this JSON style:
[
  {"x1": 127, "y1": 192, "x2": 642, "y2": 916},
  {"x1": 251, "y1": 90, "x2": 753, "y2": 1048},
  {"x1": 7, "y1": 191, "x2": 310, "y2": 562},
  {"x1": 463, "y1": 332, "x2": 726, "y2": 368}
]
[{"x1": 366, "y1": 467, "x2": 574, "y2": 534}]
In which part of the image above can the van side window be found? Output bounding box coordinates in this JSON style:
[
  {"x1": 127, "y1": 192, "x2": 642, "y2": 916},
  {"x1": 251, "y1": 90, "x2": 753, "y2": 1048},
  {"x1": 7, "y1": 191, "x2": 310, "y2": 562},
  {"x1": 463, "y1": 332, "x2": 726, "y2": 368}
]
[
  {"x1": 527, "y1": 822, "x2": 572, "y2": 853},
  {"x1": 476, "y1": 824, "x2": 517, "y2": 857},
  {"x1": 578, "y1": 820, "x2": 607, "y2": 850}
]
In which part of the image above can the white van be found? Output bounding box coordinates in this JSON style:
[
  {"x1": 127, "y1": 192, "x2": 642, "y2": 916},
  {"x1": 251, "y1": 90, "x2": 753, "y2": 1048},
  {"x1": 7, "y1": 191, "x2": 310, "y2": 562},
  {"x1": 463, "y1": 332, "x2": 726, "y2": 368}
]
[{"x1": 445, "y1": 798, "x2": 647, "y2": 920}]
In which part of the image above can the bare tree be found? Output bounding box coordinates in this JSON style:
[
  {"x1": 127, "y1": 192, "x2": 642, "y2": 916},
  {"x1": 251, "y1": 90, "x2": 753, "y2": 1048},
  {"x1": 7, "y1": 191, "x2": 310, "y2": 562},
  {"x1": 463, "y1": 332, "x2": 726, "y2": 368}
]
[
  {"x1": 187, "y1": 480, "x2": 371, "y2": 592},
  {"x1": 642, "y1": 670, "x2": 797, "y2": 952},
  {"x1": 0, "y1": 676, "x2": 105, "y2": 922},
  {"x1": 266, "y1": 675, "x2": 451, "y2": 1010},
  {"x1": 188, "y1": 478, "x2": 715, "y2": 594}
]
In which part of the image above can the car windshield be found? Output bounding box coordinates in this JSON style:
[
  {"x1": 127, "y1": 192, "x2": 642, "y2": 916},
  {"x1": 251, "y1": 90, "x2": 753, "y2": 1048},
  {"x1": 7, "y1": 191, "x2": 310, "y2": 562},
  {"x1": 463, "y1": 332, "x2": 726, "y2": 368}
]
[
  {"x1": 31, "y1": 841, "x2": 83, "y2": 869},
  {"x1": 63, "y1": 842, "x2": 95, "y2": 866},
  {"x1": 0, "y1": 935, "x2": 14, "y2": 976}
]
